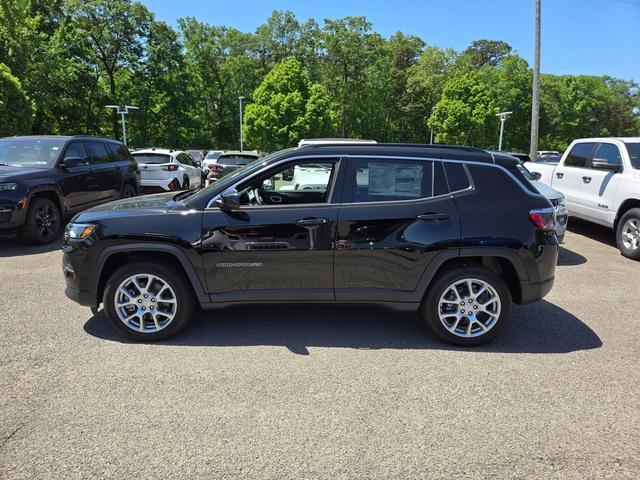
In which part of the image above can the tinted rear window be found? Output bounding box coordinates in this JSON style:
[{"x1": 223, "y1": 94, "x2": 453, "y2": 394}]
[
  {"x1": 565, "y1": 143, "x2": 596, "y2": 167},
  {"x1": 625, "y1": 143, "x2": 640, "y2": 169},
  {"x1": 217, "y1": 155, "x2": 257, "y2": 166},
  {"x1": 106, "y1": 143, "x2": 130, "y2": 161},
  {"x1": 132, "y1": 153, "x2": 171, "y2": 164},
  {"x1": 443, "y1": 163, "x2": 471, "y2": 192}
]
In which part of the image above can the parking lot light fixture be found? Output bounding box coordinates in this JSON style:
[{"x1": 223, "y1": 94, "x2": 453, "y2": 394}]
[
  {"x1": 239, "y1": 96, "x2": 245, "y2": 152},
  {"x1": 105, "y1": 105, "x2": 139, "y2": 146},
  {"x1": 496, "y1": 111, "x2": 512, "y2": 151}
]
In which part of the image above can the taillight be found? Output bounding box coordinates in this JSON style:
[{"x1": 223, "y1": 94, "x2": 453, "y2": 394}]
[
  {"x1": 529, "y1": 208, "x2": 556, "y2": 231},
  {"x1": 163, "y1": 164, "x2": 178, "y2": 171},
  {"x1": 210, "y1": 165, "x2": 223, "y2": 173}
]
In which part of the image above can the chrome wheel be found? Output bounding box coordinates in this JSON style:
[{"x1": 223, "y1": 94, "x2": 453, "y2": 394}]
[
  {"x1": 438, "y1": 278, "x2": 501, "y2": 338},
  {"x1": 621, "y1": 218, "x2": 640, "y2": 250},
  {"x1": 114, "y1": 273, "x2": 177, "y2": 333}
]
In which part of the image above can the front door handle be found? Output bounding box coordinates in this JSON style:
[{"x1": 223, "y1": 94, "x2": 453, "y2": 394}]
[
  {"x1": 556, "y1": 172, "x2": 564, "y2": 179},
  {"x1": 417, "y1": 213, "x2": 450, "y2": 222},
  {"x1": 296, "y1": 218, "x2": 329, "y2": 226},
  {"x1": 582, "y1": 176, "x2": 592, "y2": 184}
]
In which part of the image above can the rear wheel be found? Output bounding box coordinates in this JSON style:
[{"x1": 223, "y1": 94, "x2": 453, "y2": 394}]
[
  {"x1": 103, "y1": 262, "x2": 196, "y2": 341},
  {"x1": 21, "y1": 197, "x2": 61, "y2": 244},
  {"x1": 616, "y1": 208, "x2": 640, "y2": 260},
  {"x1": 121, "y1": 183, "x2": 136, "y2": 199},
  {"x1": 421, "y1": 266, "x2": 512, "y2": 346}
]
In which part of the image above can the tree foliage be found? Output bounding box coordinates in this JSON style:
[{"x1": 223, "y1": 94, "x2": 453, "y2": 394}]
[
  {"x1": 0, "y1": 62, "x2": 32, "y2": 136},
  {"x1": 0, "y1": 2, "x2": 637, "y2": 151}
]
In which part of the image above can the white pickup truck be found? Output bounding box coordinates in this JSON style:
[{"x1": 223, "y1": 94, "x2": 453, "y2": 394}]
[{"x1": 527, "y1": 137, "x2": 640, "y2": 259}]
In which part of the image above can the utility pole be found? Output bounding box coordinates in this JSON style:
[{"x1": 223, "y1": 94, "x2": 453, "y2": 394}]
[
  {"x1": 496, "y1": 111, "x2": 512, "y2": 151},
  {"x1": 529, "y1": 0, "x2": 541, "y2": 158},
  {"x1": 105, "y1": 105, "x2": 138, "y2": 146},
  {"x1": 238, "y1": 96, "x2": 245, "y2": 152}
]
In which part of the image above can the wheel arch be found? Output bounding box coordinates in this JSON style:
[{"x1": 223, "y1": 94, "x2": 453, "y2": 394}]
[
  {"x1": 28, "y1": 186, "x2": 64, "y2": 215},
  {"x1": 614, "y1": 198, "x2": 640, "y2": 231},
  {"x1": 96, "y1": 244, "x2": 209, "y2": 306}
]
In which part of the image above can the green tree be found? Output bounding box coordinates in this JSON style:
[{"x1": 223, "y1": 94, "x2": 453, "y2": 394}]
[
  {"x1": 243, "y1": 57, "x2": 336, "y2": 150},
  {"x1": 0, "y1": 63, "x2": 32, "y2": 136},
  {"x1": 462, "y1": 39, "x2": 512, "y2": 68}
]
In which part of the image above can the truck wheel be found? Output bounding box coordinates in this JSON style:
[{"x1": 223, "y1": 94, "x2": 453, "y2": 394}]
[
  {"x1": 421, "y1": 266, "x2": 512, "y2": 346},
  {"x1": 616, "y1": 208, "x2": 640, "y2": 260},
  {"x1": 21, "y1": 197, "x2": 61, "y2": 244},
  {"x1": 103, "y1": 261, "x2": 196, "y2": 341}
]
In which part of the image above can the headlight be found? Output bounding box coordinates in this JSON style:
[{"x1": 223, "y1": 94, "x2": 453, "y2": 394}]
[
  {"x1": 0, "y1": 183, "x2": 17, "y2": 191},
  {"x1": 65, "y1": 223, "x2": 97, "y2": 239}
]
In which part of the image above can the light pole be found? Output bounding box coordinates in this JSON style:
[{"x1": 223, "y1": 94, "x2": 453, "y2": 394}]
[
  {"x1": 496, "y1": 111, "x2": 512, "y2": 151},
  {"x1": 530, "y1": 0, "x2": 541, "y2": 157},
  {"x1": 105, "y1": 105, "x2": 138, "y2": 146},
  {"x1": 238, "y1": 96, "x2": 245, "y2": 152}
]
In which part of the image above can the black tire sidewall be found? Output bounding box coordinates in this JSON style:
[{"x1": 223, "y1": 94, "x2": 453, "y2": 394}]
[
  {"x1": 616, "y1": 208, "x2": 640, "y2": 260},
  {"x1": 183, "y1": 177, "x2": 189, "y2": 190},
  {"x1": 422, "y1": 266, "x2": 512, "y2": 346},
  {"x1": 22, "y1": 197, "x2": 60, "y2": 244},
  {"x1": 121, "y1": 183, "x2": 136, "y2": 198},
  {"x1": 103, "y1": 262, "x2": 195, "y2": 341}
]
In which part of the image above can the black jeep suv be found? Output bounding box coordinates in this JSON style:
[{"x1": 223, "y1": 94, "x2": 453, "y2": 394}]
[
  {"x1": 62, "y1": 143, "x2": 558, "y2": 346},
  {"x1": 0, "y1": 135, "x2": 139, "y2": 244}
]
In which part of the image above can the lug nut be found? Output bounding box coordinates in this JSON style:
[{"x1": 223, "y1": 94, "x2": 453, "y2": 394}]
[
  {"x1": 144, "y1": 294, "x2": 148, "y2": 298},
  {"x1": 474, "y1": 305, "x2": 478, "y2": 309},
  {"x1": 137, "y1": 299, "x2": 142, "y2": 303},
  {"x1": 142, "y1": 307, "x2": 146, "y2": 310},
  {"x1": 151, "y1": 298, "x2": 155, "y2": 302},
  {"x1": 461, "y1": 309, "x2": 465, "y2": 313}
]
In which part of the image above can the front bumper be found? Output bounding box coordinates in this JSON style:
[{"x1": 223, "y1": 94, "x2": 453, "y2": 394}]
[
  {"x1": 65, "y1": 286, "x2": 97, "y2": 307},
  {"x1": 0, "y1": 197, "x2": 28, "y2": 234}
]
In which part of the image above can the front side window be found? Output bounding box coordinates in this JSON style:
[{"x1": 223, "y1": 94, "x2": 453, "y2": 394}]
[
  {"x1": 84, "y1": 142, "x2": 111, "y2": 164},
  {"x1": 565, "y1": 143, "x2": 596, "y2": 168},
  {"x1": 591, "y1": 143, "x2": 622, "y2": 167},
  {"x1": 347, "y1": 158, "x2": 433, "y2": 203},
  {"x1": 0, "y1": 138, "x2": 65, "y2": 167},
  {"x1": 63, "y1": 143, "x2": 88, "y2": 161},
  {"x1": 626, "y1": 143, "x2": 640, "y2": 169}
]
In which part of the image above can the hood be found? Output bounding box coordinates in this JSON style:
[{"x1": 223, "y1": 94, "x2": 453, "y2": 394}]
[
  {"x1": 532, "y1": 180, "x2": 562, "y2": 201},
  {"x1": 0, "y1": 165, "x2": 50, "y2": 182},
  {"x1": 74, "y1": 192, "x2": 187, "y2": 222}
]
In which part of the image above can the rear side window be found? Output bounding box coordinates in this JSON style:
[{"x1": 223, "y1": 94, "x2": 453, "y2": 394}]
[
  {"x1": 132, "y1": 153, "x2": 171, "y2": 164},
  {"x1": 84, "y1": 142, "x2": 112, "y2": 164},
  {"x1": 565, "y1": 143, "x2": 596, "y2": 167},
  {"x1": 177, "y1": 153, "x2": 195, "y2": 166},
  {"x1": 106, "y1": 143, "x2": 130, "y2": 162},
  {"x1": 591, "y1": 143, "x2": 622, "y2": 167},
  {"x1": 443, "y1": 162, "x2": 471, "y2": 192},
  {"x1": 347, "y1": 158, "x2": 433, "y2": 203},
  {"x1": 626, "y1": 143, "x2": 640, "y2": 169}
]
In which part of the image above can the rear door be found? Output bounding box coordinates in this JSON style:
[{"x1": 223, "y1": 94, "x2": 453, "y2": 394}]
[
  {"x1": 555, "y1": 142, "x2": 597, "y2": 219},
  {"x1": 333, "y1": 156, "x2": 460, "y2": 302},
  {"x1": 84, "y1": 141, "x2": 120, "y2": 203},
  {"x1": 177, "y1": 153, "x2": 200, "y2": 187}
]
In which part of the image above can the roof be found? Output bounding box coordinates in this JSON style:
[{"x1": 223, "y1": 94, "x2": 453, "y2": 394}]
[
  {"x1": 131, "y1": 148, "x2": 182, "y2": 155},
  {"x1": 2, "y1": 135, "x2": 122, "y2": 143},
  {"x1": 572, "y1": 137, "x2": 640, "y2": 143}
]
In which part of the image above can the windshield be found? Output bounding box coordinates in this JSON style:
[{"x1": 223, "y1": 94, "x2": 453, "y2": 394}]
[
  {"x1": 0, "y1": 138, "x2": 65, "y2": 167},
  {"x1": 185, "y1": 150, "x2": 286, "y2": 206},
  {"x1": 626, "y1": 143, "x2": 640, "y2": 169},
  {"x1": 132, "y1": 153, "x2": 171, "y2": 164}
]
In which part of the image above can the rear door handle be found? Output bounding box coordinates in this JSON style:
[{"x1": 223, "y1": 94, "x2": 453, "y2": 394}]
[
  {"x1": 417, "y1": 213, "x2": 450, "y2": 222},
  {"x1": 556, "y1": 172, "x2": 564, "y2": 179},
  {"x1": 582, "y1": 176, "x2": 592, "y2": 183},
  {"x1": 296, "y1": 218, "x2": 329, "y2": 226}
]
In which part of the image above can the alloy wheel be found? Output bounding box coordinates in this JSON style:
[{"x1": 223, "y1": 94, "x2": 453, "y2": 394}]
[
  {"x1": 438, "y1": 278, "x2": 501, "y2": 338},
  {"x1": 34, "y1": 205, "x2": 58, "y2": 241},
  {"x1": 621, "y1": 218, "x2": 640, "y2": 250},
  {"x1": 114, "y1": 273, "x2": 178, "y2": 333}
]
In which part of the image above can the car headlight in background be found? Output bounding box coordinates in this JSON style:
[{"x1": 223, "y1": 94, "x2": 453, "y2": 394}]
[
  {"x1": 0, "y1": 183, "x2": 17, "y2": 191},
  {"x1": 65, "y1": 223, "x2": 97, "y2": 240}
]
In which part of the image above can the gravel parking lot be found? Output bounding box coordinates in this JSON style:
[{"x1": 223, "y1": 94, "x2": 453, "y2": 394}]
[{"x1": 1, "y1": 220, "x2": 638, "y2": 479}]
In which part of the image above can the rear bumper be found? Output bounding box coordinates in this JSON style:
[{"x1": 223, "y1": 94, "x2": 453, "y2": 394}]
[
  {"x1": 518, "y1": 276, "x2": 555, "y2": 304},
  {"x1": 140, "y1": 177, "x2": 180, "y2": 192},
  {"x1": 65, "y1": 286, "x2": 97, "y2": 307}
]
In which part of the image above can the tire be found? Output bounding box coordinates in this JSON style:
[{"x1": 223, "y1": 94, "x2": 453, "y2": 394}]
[
  {"x1": 182, "y1": 177, "x2": 190, "y2": 191},
  {"x1": 103, "y1": 261, "x2": 196, "y2": 341},
  {"x1": 121, "y1": 183, "x2": 136, "y2": 199},
  {"x1": 21, "y1": 197, "x2": 61, "y2": 245},
  {"x1": 616, "y1": 208, "x2": 640, "y2": 260},
  {"x1": 421, "y1": 266, "x2": 512, "y2": 346}
]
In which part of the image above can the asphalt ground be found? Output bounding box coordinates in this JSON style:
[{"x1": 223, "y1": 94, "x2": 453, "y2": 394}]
[{"x1": 0, "y1": 218, "x2": 638, "y2": 479}]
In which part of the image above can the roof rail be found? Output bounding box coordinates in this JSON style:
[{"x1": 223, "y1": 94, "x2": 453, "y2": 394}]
[{"x1": 298, "y1": 138, "x2": 377, "y2": 147}]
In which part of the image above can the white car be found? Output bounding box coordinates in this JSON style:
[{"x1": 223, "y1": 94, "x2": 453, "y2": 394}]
[
  {"x1": 131, "y1": 148, "x2": 202, "y2": 192},
  {"x1": 527, "y1": 137, "x2": 640, "y2": 259},
  {"x1": 201, "y1": 150, "x2": 223, "y2": 175},
  {"x1": 278, "y1": 163, "x2": 332, "y2": 191}
]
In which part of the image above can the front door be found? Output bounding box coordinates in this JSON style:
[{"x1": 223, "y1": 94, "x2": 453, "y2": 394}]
[
  {"x1": 57, "y1": 142, "x2": 94, "y2": 211},
  {"x1": 556, "y1": 142, "x2": 597, "y2": 219},
  {"x1": 579, "y1": 142, "x2": 623, "y2": 225},
  {"x1": 199, "y1": 157, "x2": 342, "y2": 303},
  {"x1": 334, "y1": 157, "x2": 460, "y2": 302}
]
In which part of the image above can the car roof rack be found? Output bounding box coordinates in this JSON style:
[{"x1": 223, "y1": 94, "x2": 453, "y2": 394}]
[{"x1": 298, "y1": 138, "x2": 377, "y2": 146}]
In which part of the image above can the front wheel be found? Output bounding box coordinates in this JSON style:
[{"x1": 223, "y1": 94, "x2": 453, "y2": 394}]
[
  {"x1": 21, "y1": 197, "x2": 61, "y2": 244},
  {"x1": 421, "y1": 266, "x2": 512, "y2": 346},
  {"x1": 103, "y1": 262, "x2": 195, "y2": 341},
  {"x1": 616, "y1": 208, "x2": 640, "y2": 260},
  {"x1": 121, "y1": 183, "x2": 136, "y2": 199}
]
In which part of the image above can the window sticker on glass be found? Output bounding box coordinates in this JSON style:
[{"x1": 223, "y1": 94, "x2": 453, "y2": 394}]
[{"x1": 368, "y1": 163, "x2": 423, "y2": 197}]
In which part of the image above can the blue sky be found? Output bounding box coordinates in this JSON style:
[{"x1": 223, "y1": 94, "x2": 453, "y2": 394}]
[{"x1": 143, "y1": 0, "x2": 640, "y2": 81}]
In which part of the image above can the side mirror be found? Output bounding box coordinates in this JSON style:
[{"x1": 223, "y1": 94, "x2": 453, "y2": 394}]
[
  {"x1": 531, "y1": 171, "x2": 542, "y2": 180},
  {"x1": 215, "y1": 187, "x2": 240, "y2": 210},
  {"x1": 591, "y1": 159, "x2": 621, "y2": 173},
  {"x1": 61, "y1": 157, "x2": 87, "y2": 169},
  {"x1": 262, "y1": 178, "x2": 274, "y2": 190}
]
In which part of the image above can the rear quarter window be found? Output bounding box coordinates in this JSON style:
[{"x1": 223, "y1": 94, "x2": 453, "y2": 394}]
[{"x1": 443, "y1": 163, "x2": 471, "y2": 192}]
